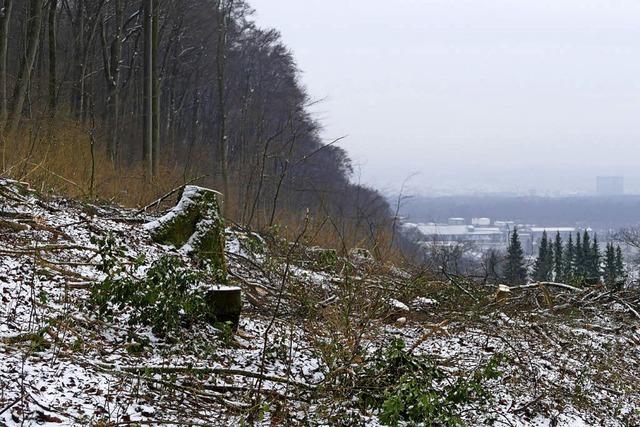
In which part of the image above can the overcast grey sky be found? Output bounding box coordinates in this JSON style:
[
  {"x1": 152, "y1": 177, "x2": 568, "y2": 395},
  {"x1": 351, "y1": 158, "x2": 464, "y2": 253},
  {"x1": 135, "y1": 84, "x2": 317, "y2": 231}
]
[{"x1": 250, "y1": 0, "x2": 640, "y2": 195}]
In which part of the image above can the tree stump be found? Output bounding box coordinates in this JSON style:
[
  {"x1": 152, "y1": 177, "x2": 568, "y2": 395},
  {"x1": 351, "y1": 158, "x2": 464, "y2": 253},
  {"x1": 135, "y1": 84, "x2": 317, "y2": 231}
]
[
  {"x1": 349, "y1": 247, "x2": 374, "y2": 263},
  {"x1": 494, "y1": 285, "x2": 512, "y2": 303},
  {"x1": 205, "y1": 286, "x2": 242, "y2": 329},
  {"x1": 145, "y1": 186, "x2": 227, "y2": 278}
]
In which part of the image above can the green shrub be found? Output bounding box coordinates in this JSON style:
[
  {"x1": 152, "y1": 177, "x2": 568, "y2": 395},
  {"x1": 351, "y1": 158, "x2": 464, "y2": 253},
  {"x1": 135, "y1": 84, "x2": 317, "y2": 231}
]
[
  {"x1": 89, "y1": 254, "x2": 208, "y2": 335},
  {"x1": 357, "y1": 339, "x2": 503, "y2": 426},
  {"x1": 213, "y1": 320, "x2": 235, "y2": 346},
  {"x1": 92, "y1": 233, "x2": 127, "y2": 274}
]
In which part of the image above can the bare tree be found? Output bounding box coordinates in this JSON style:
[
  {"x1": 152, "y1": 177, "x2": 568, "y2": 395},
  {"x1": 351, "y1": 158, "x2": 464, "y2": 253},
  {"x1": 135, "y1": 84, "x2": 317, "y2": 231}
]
[
  {"x1": 6, "y1": 0, "x2": 44, "y2": 136},
  {"x1": 615, "y1": 228, "x2": 640, "y2": 251},
  {"x1": 101, "y1": 0, "x2": 124, "y2": 162},
  {"x1": 0, "y1": 0, "x2": 13, "y2": 124},
  {"x1": 142, "y1": 0, "x2": 153, "y2": 179},
  {"x1": 47, "y1": 0, "x2": 57, "y2": 116},
  {"x1": 215, "y1": 0, "x2": 233, "y2": 204},
  {"x1": 151, "y1": 0, "x2": 160, "y2": 176}
]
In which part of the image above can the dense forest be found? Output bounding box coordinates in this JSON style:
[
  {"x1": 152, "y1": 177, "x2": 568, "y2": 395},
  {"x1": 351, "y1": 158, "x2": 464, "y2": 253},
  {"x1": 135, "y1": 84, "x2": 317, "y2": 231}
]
[{"x1": 0, "y1": 0, "x2": 397, "y2": 252}]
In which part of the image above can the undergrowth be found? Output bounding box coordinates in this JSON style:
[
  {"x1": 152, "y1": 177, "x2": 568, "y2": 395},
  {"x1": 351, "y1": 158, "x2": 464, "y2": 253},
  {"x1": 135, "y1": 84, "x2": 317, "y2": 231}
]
[
  {"x1": 88, "y1": 235, "x2": 209, "y2": 335},
  {"x1": 357, "y1": 339, "x2": 504, "y2": 426}
]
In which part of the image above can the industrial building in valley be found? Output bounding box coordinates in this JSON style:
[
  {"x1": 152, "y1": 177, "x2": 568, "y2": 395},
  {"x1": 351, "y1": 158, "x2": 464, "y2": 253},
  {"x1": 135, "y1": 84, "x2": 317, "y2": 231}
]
[{"x1": 402, "y1": 218, "x2": 579, "y2": 255}]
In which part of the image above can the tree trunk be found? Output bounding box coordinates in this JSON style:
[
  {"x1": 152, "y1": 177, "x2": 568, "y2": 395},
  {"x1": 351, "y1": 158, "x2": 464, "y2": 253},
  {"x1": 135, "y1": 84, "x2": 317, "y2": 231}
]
[
  {"x1": 103, "y1": 0, "x2": 123, "y2": 163},
  {"x1": 6, "y1": 0, "x2": 44, "y2": 136},
  {"x1": 0, "y1": 0, "x2": 13, "y2": 124},
  {"x1": 70, "y1": 2, "x2": 84, "y2": 118},
  {"x1": 142, "y1": 0, "x2": 153, "y2": 180},
  {"x1": 215, "y1": 0, "x2": 231, "y2": 207},
  {"x1": 151, "y1": 0, "x2": 160, "y2": 177},
  {"x1": 47, "y1": 0, "x2": 57, "y2": 117}
]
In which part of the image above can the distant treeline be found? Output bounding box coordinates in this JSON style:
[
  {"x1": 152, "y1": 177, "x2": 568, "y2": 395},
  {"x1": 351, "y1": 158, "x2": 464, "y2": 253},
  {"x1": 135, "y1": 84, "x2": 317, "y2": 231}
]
[
  {"x1": 499, "y1": 228, "x2": 626, "y2": 288},
  {"x1": 0, "y1": 0, "x2": 401, "y2": 255},
  {"x1": 402, "y1": 195, "x2": 640, "y2": 228}
]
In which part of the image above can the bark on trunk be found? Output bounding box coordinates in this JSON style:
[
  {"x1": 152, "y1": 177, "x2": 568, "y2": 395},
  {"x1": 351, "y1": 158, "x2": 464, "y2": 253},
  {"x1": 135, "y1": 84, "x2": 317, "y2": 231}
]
[
  {"x1": 6, "y1": 0, "x2": 44, "y2": 136},
  {"x1": 47, "y1": 0, "x2": 57, "y2": 116},
  {"x1": 142, "y1": 0, "x2": 153, "y2": 180},
  {"x1": 0, "y1": 0, "x2": 13, "y2": 124},
  {"x1": 151, "y1": 0, "x2": 160, "y2": 177},
  {"x1": 215, "y1": 0, "x2": 231, "y2": 207},
  {"x1": 70, "y1": 3, "x2": 83, "y2": 118},
  {"x1": 103, "y1": 0, "x2": 123, "y2": 163}
]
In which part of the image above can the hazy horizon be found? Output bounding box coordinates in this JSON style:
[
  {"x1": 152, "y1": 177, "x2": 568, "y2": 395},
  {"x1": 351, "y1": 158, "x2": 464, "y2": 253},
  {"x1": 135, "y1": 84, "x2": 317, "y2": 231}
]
[{"x1": 251, "y1": 0, "x2": 640, "y2": 195}]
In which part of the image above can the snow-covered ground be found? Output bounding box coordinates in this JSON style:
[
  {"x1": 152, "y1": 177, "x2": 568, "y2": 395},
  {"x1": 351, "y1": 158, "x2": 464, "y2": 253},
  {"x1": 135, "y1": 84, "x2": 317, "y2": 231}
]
[{"x1": 1, "y1": 179, "x2": 639, "y2": 426}]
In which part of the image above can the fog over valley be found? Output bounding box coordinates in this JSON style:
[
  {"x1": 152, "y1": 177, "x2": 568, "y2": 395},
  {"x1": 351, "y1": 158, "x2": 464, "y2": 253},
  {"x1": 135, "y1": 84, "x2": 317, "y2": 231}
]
[{"x1": 251, "y1": 0, "x2": 640, "y2": 195}]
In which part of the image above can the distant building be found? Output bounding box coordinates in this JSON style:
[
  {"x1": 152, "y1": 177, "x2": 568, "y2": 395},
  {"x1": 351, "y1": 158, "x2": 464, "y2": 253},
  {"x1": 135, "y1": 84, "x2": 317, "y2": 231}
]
[
  {"x1": 530, "y1": 227, "x2": 576, "y2": 254},
  {"x1": 530, "y1": 227, "x2": 576, "y2": 241},
  {"x1": 402, "y1": 222, "x2": 506, "y2": 249},
  {"x1": 596, "y1": 176, "x2": 624, "y2": 196},
  {"x1": 402, "y1": 220, "x2": 583, "y2": 256},
  {"x1": 494, "y1": 221, "x2": 515, "y2": 228},
  {"x1": 472, "y1": 217, "x2": 491, "y2": 226}
]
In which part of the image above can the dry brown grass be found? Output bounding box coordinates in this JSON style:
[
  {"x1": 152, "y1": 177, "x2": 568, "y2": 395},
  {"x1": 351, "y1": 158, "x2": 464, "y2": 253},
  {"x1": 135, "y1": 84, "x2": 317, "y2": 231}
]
[
  {"x1": 1, "y1": 118, "x2": 201, "y2": 207},
  {"x1": 1, "y1": 116, "x2": 411, "y2": 264}
]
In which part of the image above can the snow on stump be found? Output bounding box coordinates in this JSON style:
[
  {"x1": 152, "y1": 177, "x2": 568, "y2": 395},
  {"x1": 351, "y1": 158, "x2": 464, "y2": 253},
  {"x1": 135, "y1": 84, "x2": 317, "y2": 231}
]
[
  {"x1": 145, "y1": 186, "x2": 227, "y2": 278},
  {"x1": 494, "y1": 285, "x2": 512, "y2": 303},
  {"x1": 349, "y1": 247, "x2": 374, "y2": 264},
  {"x1": 205, "y1": 285, "x2": 243, "y2": 329}
]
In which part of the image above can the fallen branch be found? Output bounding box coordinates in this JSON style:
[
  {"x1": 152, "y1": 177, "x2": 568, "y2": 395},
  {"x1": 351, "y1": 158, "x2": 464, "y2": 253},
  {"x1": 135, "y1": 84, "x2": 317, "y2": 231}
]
[
  {"x1": 0, "y1": 396, "x2": 20, "y2": 416},
  {"x1": 441, "y1": 269, "x2": 479, "y2": 303},
  {"x1": 87, "y1": 361, "x2": 249, "y2": 410},
  {"x1": 510, "y1": 282, "x2": 582, "y2": 293},
  {"x1": 616, "y1": 298, "x2": 640, "y2": 320},
  {"x1": 511, "y1": 394, "x2": 544, "y2": 414},
  {"x1": 135, "y1": 175, "x2": 207, "y2": 215},
  {"x1": 0, "y1": 243, "x2": 98, "y2": 255},
  {"x1": 408, "y1": 319, "x2": 450, "y2": 354},
  {"x1": 0, "y1": 186, "x2": 27, "y2": 204},
  {"x1": 38, "y1": 259, "x2": 102, "y2": 267},
  {"x1": 110, "y1": 365, "x2": 314, "y2": 391},
  {"x1": 39, "y1": 264, "x2": 94, "y2": 281},
  {"x1": 66, "y1": 281, "x2": 93, "y2": 289}
]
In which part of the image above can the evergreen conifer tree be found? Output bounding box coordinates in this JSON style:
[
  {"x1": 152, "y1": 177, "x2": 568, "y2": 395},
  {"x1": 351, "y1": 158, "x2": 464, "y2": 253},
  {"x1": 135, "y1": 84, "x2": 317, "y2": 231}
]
[
  {"x1": 575, "y1": 232, "x2": 583, "y2": 280},
  {"x1": 615, "y1": 246, "x2": 625, "y2": 285},
  {"x1": 603, "y1": 243, "x2": 617, "y2": 288},
  {"x1": 589, "y1": 234, "x2": 601, "y2": 284},
  {"x1": 547, "y1": 237, "x2": 555, "y2": 275},
  {"x1": 563, "y1": 234, "x2": 575, "y2": 283},
  {"x1": 505, "y1": 228, "x2": 527, "y2": 285},
  {"x1": 553, "y1": 232, "x2": 563, "y2": 282},
  {"x1": 533, "y1": 231, "x2": 551, "y2": 281},
  {"x1": 582, "y1": 231, "x2": 591, "y2": 280}
]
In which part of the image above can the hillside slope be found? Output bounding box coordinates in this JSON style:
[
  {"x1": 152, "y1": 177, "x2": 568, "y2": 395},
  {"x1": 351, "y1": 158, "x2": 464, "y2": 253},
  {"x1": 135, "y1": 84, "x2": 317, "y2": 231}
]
[{"x1": 1, "y1": 180, "x2": 639, "y2": 426}]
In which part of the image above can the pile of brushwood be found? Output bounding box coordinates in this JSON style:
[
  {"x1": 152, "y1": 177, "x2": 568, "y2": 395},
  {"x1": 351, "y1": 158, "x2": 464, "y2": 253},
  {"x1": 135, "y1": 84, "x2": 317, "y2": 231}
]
[{"x1": 1, "y1": 179, "x2": 639, "y2": 426}]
